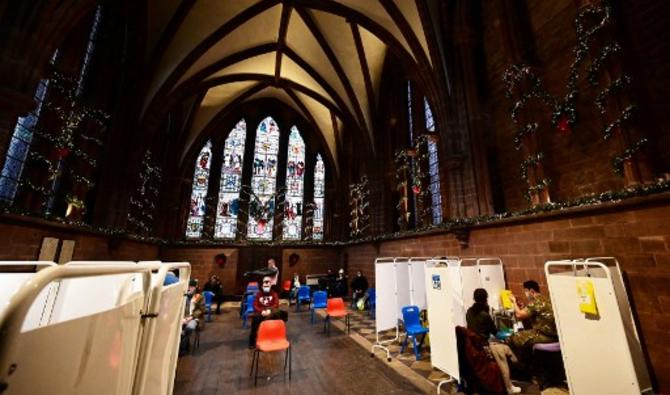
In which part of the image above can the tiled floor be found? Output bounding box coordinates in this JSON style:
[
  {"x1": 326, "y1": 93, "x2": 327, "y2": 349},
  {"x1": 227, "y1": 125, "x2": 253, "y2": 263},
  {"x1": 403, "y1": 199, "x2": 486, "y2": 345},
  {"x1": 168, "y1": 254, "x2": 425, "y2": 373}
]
[
  {"x1": 334, "y1": 308, "x2": 568, "y2": 395},
  {"x1": 222, "y1": 300, "x2": 568, "y2": 395},
  {"x1": 345, "y1": 309, "x2": 453, "y2": 385}
]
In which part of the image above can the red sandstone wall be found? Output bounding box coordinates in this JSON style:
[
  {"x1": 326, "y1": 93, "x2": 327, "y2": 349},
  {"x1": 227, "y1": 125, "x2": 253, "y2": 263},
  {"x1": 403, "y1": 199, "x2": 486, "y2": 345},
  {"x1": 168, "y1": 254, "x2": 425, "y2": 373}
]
[
  {"x1": 280, "y1": 248, "x2": 342, "y2": 285},
  {"x1": 159, "y1": 247, "x2": 239, "y2": 294},
  {"x1": 346, "y1": 200, "x2": 670, "y2": 392},
  {"x1": 481, "y1": 1, "x2": 670, "y2": 211},
  {"x1": 0, "y1": 219, "x2": 159, "y2": 261}
]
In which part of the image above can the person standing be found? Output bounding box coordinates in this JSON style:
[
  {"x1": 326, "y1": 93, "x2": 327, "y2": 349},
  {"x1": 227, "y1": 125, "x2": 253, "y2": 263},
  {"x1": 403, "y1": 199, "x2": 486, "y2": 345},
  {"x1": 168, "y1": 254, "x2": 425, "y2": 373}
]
[
  {"x1": 248, "y1": 276, "x2": 288, "y2": 349},
  {"x1": 267, "y1": 258, "x2": 279, "y2": 286}
]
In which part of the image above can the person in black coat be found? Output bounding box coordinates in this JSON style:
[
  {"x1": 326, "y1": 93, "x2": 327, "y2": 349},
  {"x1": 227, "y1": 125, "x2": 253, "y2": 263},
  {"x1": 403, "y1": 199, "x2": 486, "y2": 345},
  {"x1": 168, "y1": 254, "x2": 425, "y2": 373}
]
[
  {"x1": 203, "y1": 275, "x2": 224, "y2": 314},
  {"x1": 350, "y1": 271, "x2": 369, "y2": 306}
]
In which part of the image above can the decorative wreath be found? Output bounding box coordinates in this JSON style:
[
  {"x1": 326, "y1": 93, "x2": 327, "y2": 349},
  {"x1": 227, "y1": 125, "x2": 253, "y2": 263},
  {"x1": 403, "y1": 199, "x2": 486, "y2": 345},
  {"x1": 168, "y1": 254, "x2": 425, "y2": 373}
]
[{"x1": 289, "y1": 253, "x2": 300, "y2": 266}]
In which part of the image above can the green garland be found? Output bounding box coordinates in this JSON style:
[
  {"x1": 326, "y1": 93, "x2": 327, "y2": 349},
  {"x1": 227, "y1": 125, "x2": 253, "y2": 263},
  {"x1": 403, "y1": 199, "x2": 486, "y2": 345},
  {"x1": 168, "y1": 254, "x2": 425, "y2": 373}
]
[
  {"x1": 127, "y1": 151, "x2": 162, "y2": 235},
  {"x1": 603, "y1": 104, "x2": 636, "y2": 141},
  {"x1": 394, "y1": 149, "x2": 411, "y2": 227},
  {"x1": 524, "y1": 178, "x2": 552, "y2": 202},
  {"x1": 22, "y1": 71, "x2": 109, "y2": 212},
  {"x1": 6, "y1": 180, "x2": 670, "y2": 248},
  {"x1": 349, "y1": 176, "x2": 370, "y2": 238},
  {"x1": 303, "y1": 202, "x2": 316, "y2": 240},
  {"x1": 612, "y1": 138, "x2": 648, "y2": 176},
  {"x1": 520, "y1": 153, "x2": 544, "y2": 182},
  {"x1": 595, "y1": 76, "x2": 630, "y2": 113},
  {"x1": 502, "y1": 65, "x2": 554, "y2": 202},
  {"x1": 513, "y1": 123, "x2": 539, "y2": 151}
]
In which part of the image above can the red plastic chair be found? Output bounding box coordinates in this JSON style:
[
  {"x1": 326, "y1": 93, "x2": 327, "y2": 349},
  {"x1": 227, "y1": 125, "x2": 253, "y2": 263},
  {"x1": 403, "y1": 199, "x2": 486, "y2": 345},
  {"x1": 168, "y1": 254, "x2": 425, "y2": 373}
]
[
  {"x1": 324, "y1": 297, "x2": 350, "y2": 335},
  {"x1": 249, "y1": 320, "x2": 291, "y2": 385},
  {"x1": 282, "y1": 280, "x2": 292, "y2": 292}
]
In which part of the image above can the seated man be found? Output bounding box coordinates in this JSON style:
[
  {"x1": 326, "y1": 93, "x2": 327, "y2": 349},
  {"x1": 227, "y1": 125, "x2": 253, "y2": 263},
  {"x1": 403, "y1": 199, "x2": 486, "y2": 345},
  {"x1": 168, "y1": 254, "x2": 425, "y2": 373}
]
[
  {"x1": 350, "y1": 271, "x2": 369, "y2": 308},
  {"x1": 181, "y1": 291, "x2": 204, "y2": 353},
  {"x1": 203, "y1": 274, "x2": 224, "y2": 314},
  {"x1": 466, "y1": 288, "x2": 521, "y2": 395},
  {"x1": 507, "y1": 280, "x2": 558, "y2": 367},
  {"x1": 248, "y1": 276, "x2": 288, "y2": 349}
]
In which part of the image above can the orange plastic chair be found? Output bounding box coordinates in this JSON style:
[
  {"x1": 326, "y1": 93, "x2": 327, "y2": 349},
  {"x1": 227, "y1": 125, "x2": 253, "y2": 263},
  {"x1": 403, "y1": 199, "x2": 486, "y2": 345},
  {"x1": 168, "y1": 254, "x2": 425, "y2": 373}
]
[
  {"x1": 249, "y1": 320, "x2": 291, "y2": 385},
  {"x1": 324, "y1": 297, "x2": 350, "y2": 335}
]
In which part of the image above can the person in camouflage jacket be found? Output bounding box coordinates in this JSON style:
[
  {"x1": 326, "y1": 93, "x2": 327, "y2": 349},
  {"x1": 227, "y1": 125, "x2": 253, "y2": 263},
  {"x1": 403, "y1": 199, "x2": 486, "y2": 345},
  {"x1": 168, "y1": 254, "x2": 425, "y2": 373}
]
[{"x1": 507, "y1": 280, "x2": 558, "y2": 369}]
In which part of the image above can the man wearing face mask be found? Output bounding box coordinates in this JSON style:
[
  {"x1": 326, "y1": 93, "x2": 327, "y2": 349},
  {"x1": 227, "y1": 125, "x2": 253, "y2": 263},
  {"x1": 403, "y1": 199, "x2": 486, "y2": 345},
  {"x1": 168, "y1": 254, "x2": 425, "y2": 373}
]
[
  {"x1": 248, "y1": 276, "x2": 288, "y2": 349},
  {"x1": 507, "y1": 280, "x2": 558, "y2": 368}
]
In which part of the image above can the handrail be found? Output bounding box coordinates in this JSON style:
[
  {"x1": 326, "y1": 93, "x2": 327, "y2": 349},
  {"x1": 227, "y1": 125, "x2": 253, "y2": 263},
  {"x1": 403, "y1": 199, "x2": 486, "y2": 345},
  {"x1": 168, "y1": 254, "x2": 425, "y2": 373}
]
[
  {"x1": 0, "y1": 262, "x2": 55, "y2": 269},
  {"x1": 0, "y1": 264, "x2": 154, "y2": 393}
]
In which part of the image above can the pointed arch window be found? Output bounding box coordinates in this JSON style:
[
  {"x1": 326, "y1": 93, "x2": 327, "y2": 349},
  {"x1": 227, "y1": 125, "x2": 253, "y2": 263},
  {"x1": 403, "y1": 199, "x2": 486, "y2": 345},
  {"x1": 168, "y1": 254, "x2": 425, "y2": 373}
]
[
  {"x1": 215, "y1": 119, "x2": 247, "y2": 239},
  {"x1": 185, "y1": 141, "x2": 212, "y2": 238},
  {"x1": 313, "y1": 154, "x2": 326, "y2": 240},
  {"x1": 424, "y1": 97, "x2": 435, "y2": 132},
  {"x1": 283, "y1": 126, "x2": 305, "y2": 240},
  {"x1": 424, "y1": 98, "x2": 442, "y2": 225},
  {"x1": 247, "y1": 117, "x2": 280, "y2": 240}
]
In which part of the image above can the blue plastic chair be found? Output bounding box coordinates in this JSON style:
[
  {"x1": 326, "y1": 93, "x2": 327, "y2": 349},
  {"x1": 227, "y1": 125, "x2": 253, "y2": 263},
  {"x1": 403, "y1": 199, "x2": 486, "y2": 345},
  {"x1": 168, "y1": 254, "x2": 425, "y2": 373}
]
[
  {"x1": 400, "y1": 305, "x2": 429, "y2": 360},
  {"x1": 310, "y1": 291, "x2": 328, "y2": 324},
  {"x1": 242, "y1": 294, "x2": 256, "y2": 328},
  {"x1": 246, "y1": 284, "x2": 259, "y2": 293},
  {"x1": 367, "y1": 288, "x2": 376, "y2": 318},
  {"x1": 296, "y1": 285, "x2": 311, "y2": 312},
  {"x1": 202, "y1": 291, "x2": 215, "y2": 322}
]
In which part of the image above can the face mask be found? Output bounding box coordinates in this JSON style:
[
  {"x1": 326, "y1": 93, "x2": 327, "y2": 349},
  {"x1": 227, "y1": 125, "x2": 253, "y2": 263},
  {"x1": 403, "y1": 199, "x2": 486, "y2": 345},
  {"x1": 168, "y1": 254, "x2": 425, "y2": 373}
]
[{"x1": 263, "y1": 286, "x2": 271, "y2": 293}]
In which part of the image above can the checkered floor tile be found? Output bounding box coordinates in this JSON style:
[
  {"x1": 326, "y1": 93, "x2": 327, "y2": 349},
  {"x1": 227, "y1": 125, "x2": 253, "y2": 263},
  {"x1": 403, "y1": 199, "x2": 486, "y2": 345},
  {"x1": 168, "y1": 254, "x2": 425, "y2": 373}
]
[{"x1": 346, "y1": 309, "x2": 452, "y2": 385}]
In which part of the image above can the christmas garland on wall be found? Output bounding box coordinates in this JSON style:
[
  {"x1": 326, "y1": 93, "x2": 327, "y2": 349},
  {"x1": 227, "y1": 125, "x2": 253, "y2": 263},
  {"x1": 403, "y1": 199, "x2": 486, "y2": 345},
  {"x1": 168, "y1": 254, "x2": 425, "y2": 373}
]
[
  {"x1": 393, "y1": 135, "x2": 437, "y2": 227},
  {"x1": 303, "y1": 202, "x2": 316, "y2": 240},
  {"x1": 394, "y1": 149, "x2": 411, "y2": 228},
  {"x1": 3, "y1": 179, "x2": 669, "y2": 247},
  {"x1": 21, "y1": 71, "x2": 109, "y2": 214},
  {"x1": 412, "y1": 135, "x2": 435, "y2": 223},
  {"x1": 127, "y1": 151, "x2": 162, "y2": 235},
  {"x1": 503, "y1": 0, "x2": 651, "y2": 203},
  {"x1": 502, "y1": 65, "x2": 554, "y2": 202},
  {"x1": 349, "y1": 176, "x2": 370, "y2": 238}
]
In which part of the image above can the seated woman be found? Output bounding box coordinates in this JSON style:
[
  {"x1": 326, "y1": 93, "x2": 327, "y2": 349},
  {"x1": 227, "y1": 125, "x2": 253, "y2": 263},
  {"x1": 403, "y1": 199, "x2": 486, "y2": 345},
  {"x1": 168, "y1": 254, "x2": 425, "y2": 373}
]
[
  {"x1": 466, "y1": 288, "x2": 521, "y2": 395},
  {"x1": 289, "y1": 272, "x2": 301, "y2": 304}
]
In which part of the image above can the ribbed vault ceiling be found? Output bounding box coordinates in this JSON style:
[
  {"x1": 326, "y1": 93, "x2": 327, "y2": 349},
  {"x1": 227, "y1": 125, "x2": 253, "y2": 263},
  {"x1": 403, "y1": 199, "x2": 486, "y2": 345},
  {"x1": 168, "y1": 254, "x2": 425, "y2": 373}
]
[{"x1": 143, "y1": 0, "x2": 434, "y2": 171}]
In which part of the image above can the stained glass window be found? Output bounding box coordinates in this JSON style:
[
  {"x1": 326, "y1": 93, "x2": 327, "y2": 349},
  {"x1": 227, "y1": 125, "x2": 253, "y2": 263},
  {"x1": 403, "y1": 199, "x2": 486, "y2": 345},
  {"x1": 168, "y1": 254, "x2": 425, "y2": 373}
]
[
  {"x1": 424, "y1": 97, "x2": 435, "y2": 132},
  {"x1": 247, "y1": 117, "x2": 280, "y2": 240},
  {"x1": 313, "y1": 154, "x2": 325, "y2": 240},
  {"x1": 215, "y1": 119, "x2": 247, "y2": 239},
  {"x1": 185, "y1": 141, "x2": 212, "y2": 238},
  {"x1": 407, "y1": 81, "x2": 414, "y2": 140},
  {"x1": 283, "y1": 126, "x2": 305, "y2": 240},
  {"x1": 0, "y1": 79, "x2": 50, "y2": 202},
  {"x1": 76, "y1": 5, "x2": 102, "y2": 96},
  {"x1": 428, "y1": 139, "x2": 442, "y2": 225}
]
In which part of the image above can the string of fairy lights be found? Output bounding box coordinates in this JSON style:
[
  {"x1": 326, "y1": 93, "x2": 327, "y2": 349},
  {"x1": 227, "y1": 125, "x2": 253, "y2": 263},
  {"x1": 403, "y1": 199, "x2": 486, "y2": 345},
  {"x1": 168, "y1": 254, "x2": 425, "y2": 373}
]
[{"x1": 503, "y1": 0, "x2": 650, "y2": 202}]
